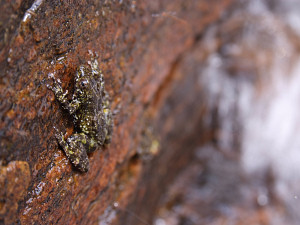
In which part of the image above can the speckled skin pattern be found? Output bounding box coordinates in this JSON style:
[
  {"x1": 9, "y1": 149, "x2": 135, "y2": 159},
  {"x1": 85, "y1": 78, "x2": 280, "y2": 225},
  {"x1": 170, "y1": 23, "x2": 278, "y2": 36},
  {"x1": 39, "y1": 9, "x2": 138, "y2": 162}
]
[{"x1": 48, "y1": 59, "x2": 113, "y2": 172}]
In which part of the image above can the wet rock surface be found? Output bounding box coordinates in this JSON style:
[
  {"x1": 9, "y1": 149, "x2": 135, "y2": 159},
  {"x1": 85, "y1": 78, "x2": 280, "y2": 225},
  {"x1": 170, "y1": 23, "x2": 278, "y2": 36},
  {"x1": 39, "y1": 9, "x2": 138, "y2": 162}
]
[{"x1": 0, "y1": 0, "x2": 232, "y2": 224}]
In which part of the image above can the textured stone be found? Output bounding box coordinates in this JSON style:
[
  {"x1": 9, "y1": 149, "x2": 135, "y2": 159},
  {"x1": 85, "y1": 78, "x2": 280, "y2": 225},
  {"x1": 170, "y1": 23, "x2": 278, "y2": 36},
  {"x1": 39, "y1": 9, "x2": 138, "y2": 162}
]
[{"x1": 0, "y1": 0, "x2": 233, "y2": 224}]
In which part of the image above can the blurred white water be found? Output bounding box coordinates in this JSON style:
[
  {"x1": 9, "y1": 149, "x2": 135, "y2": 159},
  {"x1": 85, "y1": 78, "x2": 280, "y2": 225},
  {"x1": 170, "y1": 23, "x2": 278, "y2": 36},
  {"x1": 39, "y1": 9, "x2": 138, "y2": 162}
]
[
  {"x1": 241, "y1": 60, "x2": 300, "y2": 223},
  {"x1": 241, "y1": 3, "x2": 300, "y2": 216},
  {"x1": 200, "y1": 0, "x2": 300, "y2": 223},
  {"x1": 153, "y1": 1, "x2": 300, "y2": 224},
  {"x1": 242, "y1": 60, "x2": 300, "y2": 183}
]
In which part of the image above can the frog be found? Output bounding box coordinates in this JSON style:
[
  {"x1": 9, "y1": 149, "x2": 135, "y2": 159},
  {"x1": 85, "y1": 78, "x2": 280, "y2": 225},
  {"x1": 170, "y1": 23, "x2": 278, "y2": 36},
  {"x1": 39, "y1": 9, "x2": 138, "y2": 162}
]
[{"x1": 47, "y1": 58, "x2": 113, "y2": 172}]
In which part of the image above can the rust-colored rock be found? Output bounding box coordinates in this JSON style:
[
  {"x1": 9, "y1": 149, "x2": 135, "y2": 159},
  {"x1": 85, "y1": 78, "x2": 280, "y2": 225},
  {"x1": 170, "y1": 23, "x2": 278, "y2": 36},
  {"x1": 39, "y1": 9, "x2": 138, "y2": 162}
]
[
  {"x1": 0, "y1": 161, "x2": 31, "y2": 224},
  {"x1": 0, "y1": 0, "x2": 233, "y2": 224}
]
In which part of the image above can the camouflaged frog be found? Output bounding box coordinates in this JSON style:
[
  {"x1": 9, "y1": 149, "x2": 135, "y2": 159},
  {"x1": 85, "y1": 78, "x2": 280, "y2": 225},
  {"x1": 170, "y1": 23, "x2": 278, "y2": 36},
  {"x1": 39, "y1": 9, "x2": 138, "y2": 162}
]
[{"x1": 47, "y1": 59, "x2": 113, "y2": 172}]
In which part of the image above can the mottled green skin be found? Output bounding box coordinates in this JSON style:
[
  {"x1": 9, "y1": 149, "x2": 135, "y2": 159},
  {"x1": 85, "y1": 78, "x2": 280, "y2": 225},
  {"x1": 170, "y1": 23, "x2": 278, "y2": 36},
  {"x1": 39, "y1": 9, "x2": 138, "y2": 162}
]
[{"x1": 48, "y1": 60, "x2": 113, "y2": 172}]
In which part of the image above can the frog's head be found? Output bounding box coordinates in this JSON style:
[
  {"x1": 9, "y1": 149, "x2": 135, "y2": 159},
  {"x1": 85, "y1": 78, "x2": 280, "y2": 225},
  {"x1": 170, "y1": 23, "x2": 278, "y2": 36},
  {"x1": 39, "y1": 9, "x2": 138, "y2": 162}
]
[
  {"x1": 74, "y1": 65, "x2": 94, "y2": 99},
  {"x1": 75, "y1": 66, "x2": 91, "y2": 85}
]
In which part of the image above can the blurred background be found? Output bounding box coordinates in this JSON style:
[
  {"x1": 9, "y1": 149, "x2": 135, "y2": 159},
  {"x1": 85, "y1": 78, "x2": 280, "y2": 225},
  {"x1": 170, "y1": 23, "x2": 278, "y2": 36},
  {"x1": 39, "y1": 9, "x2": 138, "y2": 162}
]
[{"x1": 152, "y1": 0, "x2": 300, "y2": 224}]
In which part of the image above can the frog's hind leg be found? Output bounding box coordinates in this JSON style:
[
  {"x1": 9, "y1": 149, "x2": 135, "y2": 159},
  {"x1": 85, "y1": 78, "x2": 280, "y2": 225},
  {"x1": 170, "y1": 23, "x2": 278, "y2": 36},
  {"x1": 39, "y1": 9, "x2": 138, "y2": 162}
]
[{"x1": 55, "y1": 132, "x2": 90, "y2": 172}]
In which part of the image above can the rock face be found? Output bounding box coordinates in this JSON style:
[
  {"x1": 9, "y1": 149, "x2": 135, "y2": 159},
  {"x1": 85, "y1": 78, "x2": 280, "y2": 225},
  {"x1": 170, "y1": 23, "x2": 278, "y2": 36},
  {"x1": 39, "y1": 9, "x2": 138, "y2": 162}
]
[{"x1": 0, "y1": 0, "x2": 233, "y2": 224}]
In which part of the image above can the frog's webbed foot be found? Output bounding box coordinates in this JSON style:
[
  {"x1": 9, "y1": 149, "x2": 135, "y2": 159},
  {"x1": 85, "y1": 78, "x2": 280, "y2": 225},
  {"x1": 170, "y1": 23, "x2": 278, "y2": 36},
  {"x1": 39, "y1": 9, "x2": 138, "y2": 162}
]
[{"x1": 55, "y1": 131, "x2": 90, "y2": 172}]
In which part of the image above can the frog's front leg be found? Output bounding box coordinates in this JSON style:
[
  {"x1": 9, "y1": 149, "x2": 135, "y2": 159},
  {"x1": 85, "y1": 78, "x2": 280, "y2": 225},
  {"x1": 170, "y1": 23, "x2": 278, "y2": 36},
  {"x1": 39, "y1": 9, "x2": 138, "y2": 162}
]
[
  {"x1": 47, "y1": 74, "x2": 80, "y2": 114},
  {"x1": 55, "y1": 132, "x2": 90, "y2": 172}
]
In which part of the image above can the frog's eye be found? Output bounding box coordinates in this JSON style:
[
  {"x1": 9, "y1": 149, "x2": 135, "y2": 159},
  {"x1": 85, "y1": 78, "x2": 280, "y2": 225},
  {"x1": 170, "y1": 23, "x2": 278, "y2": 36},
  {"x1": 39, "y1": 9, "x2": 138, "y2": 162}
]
[{"x1": 81, "y1": 80, "x2": 88, "y2": 87}]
